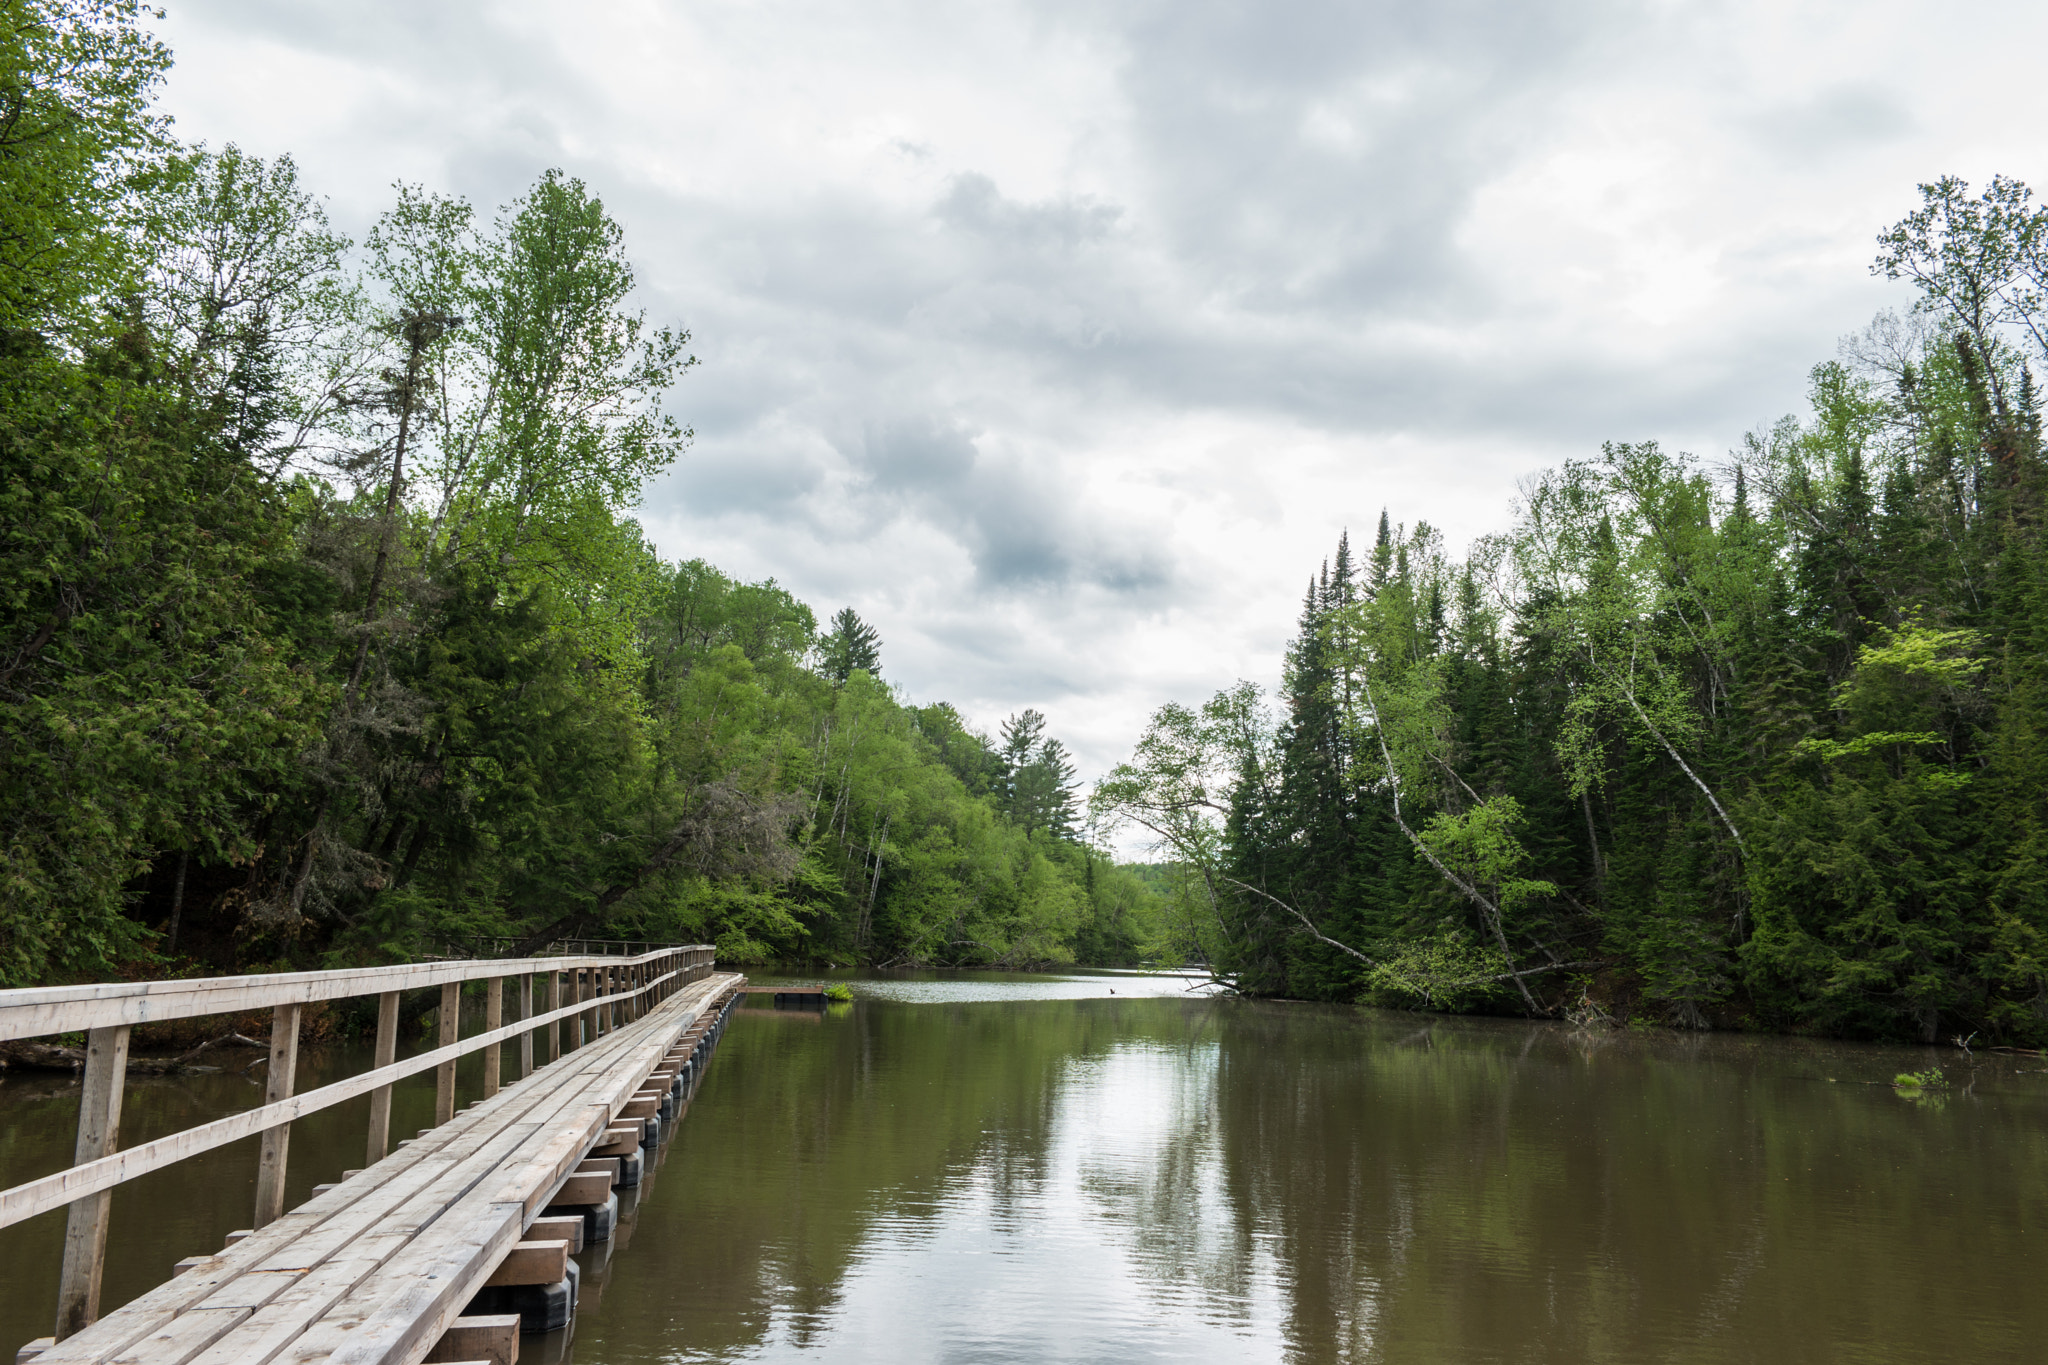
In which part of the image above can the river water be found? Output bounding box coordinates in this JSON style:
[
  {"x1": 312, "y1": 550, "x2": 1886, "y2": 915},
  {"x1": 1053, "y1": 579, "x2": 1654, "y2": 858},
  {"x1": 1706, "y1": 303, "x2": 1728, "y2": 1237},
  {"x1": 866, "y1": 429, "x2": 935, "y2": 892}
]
[{"x1": 3, "y1": 970, "x2": 2045, "y2": 1362}]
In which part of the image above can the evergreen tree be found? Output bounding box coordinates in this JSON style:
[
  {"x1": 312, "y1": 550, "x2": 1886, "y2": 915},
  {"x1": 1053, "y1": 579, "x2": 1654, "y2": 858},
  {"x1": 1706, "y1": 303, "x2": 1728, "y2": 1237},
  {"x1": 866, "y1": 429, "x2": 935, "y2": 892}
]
[{"x1": 819, "y1": 606, "x2": 882, "y2": 682}]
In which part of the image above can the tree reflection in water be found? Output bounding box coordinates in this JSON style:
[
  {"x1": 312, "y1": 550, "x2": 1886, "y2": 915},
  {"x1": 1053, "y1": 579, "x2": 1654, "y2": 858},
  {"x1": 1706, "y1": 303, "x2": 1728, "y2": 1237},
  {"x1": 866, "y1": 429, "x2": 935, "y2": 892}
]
[{"x1": 568, "y1": 985, "x2": 2048, "y2": 1364}]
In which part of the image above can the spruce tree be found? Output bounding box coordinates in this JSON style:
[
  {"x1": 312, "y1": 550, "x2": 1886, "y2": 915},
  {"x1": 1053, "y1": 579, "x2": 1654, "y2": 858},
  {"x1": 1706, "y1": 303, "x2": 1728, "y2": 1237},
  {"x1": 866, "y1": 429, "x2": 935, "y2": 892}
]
[{"x1": 819, "y1": 606, "x2": 882, "y2": 681}]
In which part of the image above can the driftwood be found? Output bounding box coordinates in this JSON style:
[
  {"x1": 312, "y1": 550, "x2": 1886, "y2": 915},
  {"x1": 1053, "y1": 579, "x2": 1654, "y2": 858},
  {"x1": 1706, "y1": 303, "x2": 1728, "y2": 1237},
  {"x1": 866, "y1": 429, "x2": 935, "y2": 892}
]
[{"x1": 0, "y1": 1032, "x2": 268, "y2": 1074}]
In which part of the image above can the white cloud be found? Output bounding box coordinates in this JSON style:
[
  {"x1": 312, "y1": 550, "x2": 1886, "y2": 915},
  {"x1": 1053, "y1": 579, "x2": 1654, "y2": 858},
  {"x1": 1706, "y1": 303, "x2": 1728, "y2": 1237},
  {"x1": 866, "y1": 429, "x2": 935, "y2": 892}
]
[{"x1": 155, "y1": 0, "x2": 2048, "y2": 793}]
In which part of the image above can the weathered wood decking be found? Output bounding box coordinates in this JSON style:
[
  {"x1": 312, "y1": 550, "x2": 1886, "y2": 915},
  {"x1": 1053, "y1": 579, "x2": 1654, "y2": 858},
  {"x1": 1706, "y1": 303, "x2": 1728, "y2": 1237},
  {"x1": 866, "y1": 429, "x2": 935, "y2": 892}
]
[{"x1": 25, "y1": 970, "x2": 744, "y2": 1365}]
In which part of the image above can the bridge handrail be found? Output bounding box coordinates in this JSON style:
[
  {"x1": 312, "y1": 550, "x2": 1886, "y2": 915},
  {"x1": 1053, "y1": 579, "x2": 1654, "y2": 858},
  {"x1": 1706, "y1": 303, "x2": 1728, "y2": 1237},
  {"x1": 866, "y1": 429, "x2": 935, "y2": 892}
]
[
  {"x1": 0, "y1": 944, "x2": 715, "y2": 1041},
  {"x1": 2, "y1": 944, "x2": 720, "y2": 1341},
  {"x1": 0, "y1": 955, "x2": 706, "y2": 1232}
]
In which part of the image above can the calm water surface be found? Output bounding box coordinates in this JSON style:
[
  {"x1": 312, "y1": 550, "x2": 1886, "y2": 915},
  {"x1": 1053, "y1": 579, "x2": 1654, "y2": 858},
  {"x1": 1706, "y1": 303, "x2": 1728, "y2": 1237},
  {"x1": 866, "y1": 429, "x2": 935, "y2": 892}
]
[{"x1": 3, "y1": 969, "x2": 2044, "y2": 1363}]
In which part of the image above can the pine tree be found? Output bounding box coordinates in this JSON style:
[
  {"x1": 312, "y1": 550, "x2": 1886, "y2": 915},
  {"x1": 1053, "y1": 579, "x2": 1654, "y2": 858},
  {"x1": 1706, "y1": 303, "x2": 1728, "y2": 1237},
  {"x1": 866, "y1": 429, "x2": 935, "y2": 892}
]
[{"x1": 819, "y1": 606, "x2": 882, "y2": 682}]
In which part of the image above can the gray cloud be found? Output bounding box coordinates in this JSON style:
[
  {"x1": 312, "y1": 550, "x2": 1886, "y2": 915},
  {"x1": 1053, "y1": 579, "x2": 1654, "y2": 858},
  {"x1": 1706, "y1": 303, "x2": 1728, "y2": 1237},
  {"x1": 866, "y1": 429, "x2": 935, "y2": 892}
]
[{"x1": 156, "y1": 0, "x2": 2048, "y2": 782}]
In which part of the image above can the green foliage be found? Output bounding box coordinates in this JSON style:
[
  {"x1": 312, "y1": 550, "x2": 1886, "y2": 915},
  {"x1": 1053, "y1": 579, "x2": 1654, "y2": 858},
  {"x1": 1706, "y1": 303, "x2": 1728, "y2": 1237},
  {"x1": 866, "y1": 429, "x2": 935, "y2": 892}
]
[
  {"x1": 0, "y1": 4, "x2": 1150, "y2": 986},
  {"x1": 1098, "y1": 172, "x2": 2048, "y2": 1042},
  {"x1": 0, "y1": 0, "x2": 171, "y2": 332},
  {"x1": 817, "y1": 606, "x2": 881, "y2": 682}
]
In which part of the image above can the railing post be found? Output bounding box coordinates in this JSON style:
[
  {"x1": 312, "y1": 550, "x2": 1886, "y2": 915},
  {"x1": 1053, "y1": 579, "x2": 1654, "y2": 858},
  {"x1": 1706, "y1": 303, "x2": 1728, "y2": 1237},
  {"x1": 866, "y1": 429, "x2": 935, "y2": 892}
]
[
  {"x1": 482, "y1": 976, "x2": 502, "y2": 1099},
  {"x1": 366, "y1": 990, "x2": 399, "y2": 1165},
  {"x1": 547, "y1": 970, "x2": 562, "y2": 1061},
  {"x1": 434, "y1": 981, "x2": 459, "y2": 1125},
  {"x1": 574, "y1": 968, "x2": 588, "y2": 1048},
  {"x1": 53, "y1": 1024, "x2": 130, "y2": 1340},
  {"x1": 517, "y1": 974, "x2": 534, "y2": 1078},
  {"x1": 252, "y1": 1004, "x2": 300, "y2": 1228}
]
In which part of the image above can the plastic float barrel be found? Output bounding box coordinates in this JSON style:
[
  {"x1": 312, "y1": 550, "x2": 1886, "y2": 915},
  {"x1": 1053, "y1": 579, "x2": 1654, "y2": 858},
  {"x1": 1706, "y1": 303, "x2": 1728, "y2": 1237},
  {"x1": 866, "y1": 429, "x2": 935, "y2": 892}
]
[
  {"x1": 540, "y1": 1190, "x2": 618, "y2": 1244},
  {"x1": 466, "y1": 1273, "x2": 573, "y2": 1333}
]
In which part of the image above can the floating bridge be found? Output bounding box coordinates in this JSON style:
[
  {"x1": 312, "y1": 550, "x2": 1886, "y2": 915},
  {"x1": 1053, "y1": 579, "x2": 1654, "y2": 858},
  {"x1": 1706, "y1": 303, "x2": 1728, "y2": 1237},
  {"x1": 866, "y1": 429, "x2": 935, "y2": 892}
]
[{"x1": 0, "y1": 946, "x2": 746, "y2": 1364}]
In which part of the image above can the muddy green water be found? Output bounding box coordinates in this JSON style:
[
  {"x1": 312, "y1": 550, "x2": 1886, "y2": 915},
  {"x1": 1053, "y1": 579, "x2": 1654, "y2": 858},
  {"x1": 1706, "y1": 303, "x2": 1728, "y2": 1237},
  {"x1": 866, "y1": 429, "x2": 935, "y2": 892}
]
[{"x1": 3, "y1": 971, "x2": 2045, "y2": 1362}]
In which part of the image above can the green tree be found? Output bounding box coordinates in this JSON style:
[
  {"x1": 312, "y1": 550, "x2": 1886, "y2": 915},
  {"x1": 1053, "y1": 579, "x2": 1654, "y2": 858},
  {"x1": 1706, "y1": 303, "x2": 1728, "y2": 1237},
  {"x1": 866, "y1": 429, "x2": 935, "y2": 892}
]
[{"x1": 818, "y1": 606, "x2": 882, "y2": 682}]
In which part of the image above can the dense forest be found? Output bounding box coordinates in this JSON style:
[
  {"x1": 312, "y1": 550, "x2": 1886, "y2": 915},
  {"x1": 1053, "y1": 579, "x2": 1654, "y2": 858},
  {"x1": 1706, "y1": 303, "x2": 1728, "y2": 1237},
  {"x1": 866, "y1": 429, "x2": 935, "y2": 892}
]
[
  {"x1": 0, "y1": 1, "x2": 1159, "y2": 987},
  {"x1": 12, "y1": 4, "x2": 2046, "y2": 1047},
  {"x1": 1098, "y1": 176, "x2": 2048, "y2": 1043}
]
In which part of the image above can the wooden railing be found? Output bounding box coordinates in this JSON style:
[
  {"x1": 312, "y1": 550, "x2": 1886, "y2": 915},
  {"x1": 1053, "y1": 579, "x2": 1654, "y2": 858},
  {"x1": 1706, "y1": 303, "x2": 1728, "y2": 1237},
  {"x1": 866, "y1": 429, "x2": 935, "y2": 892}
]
[
  {"x1": 448, "y1": 935, "x2": 697, "y2": 959},
  {"x1": 0, "y1": 945, "x2": 715, "y2": 1341}
]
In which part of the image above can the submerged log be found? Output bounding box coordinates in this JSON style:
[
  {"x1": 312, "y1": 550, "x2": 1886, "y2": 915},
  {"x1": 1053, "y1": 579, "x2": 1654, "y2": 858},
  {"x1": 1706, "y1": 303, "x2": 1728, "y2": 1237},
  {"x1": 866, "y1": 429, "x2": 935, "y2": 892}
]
[{"x1": 0, "y1": 1032, "x2": 267, "y2": 1074}]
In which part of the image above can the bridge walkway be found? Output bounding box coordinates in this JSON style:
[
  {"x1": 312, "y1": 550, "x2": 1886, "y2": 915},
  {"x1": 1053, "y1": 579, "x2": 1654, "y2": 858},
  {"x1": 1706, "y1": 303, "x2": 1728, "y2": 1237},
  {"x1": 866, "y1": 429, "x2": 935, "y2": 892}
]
[{"x1": 29, "y1": 971, "x2": 745, "y2": 1365}]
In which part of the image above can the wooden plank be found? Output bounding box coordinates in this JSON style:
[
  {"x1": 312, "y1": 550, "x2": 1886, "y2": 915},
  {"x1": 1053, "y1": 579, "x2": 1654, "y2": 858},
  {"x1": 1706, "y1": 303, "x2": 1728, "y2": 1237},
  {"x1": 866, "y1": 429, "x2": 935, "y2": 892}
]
[
  {"x1": 525, "y1": 1217, "x2": 581, "y2": 1255},
  {"x1": 103, "y1": 1307, "x2": 249, "y2": 1365},
  {"x1": 189, "y1": 1270, "x2": 299, "y2": 1312},
  {"x1": 0, "y1": 948, "x2": 712, "y2": 1041},
  {"x1": 138, "y1": 1117, "x2": 576, "y2": 1362},
  {"x1": 228, "y1": 1011, "x2": 670, "y2": 1326},
  {"x1": 550, "y1": 1172, "x2": 609, "y2": 1206},
  {"x1": 182, "y1": 1106, "x2": 584, "y2": 1361},
  {"x1": 54, "y1": 1024, "x2": 130, "y2": 1339},
  {"x1": 253, "y1": 1004, "x2": 301, "y2": 1228},
  {"x1": 182, "y1": 1248, "x2": 402, "y2": 1365},
  {"x1": 424, "y1": 1315, "x2": 519, "y2": 1365},
  {"x1": 482, "y1": 1241, "x2": 567, "y2": 1288},
  {"x1": 304, "y1": 1202, "x2": 527, "y2": 1365}
]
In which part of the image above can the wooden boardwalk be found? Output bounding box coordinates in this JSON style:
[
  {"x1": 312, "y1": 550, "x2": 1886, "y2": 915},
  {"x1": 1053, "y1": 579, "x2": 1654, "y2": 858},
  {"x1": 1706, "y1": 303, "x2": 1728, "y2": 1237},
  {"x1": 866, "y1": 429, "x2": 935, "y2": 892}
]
[{"x1": 21, "y1": 969, "x2": 745, "y2": 1365}]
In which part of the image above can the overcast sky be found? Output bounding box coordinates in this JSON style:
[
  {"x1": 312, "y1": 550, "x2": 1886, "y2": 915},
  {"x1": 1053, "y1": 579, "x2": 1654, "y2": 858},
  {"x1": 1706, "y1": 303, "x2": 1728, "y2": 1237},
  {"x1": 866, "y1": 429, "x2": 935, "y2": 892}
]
[{"x1": 155, "y1": 0, "x2": 2048, "y2": 784}]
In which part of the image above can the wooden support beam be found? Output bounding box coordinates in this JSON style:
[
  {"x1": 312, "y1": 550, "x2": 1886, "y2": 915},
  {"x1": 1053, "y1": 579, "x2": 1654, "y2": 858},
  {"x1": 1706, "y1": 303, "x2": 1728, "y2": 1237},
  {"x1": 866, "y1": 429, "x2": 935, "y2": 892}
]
[
  {"x1": 527, "y1": 1214, "x2": 583, "y2": 1254},
  {"x1": 551, "y1": 1171, "x2": 610, "y2": 1206},
  {"x1": 575, "y1": 1158, "x2": 620, "y2": 1186},
  {"x1": 53, "y1": 1024, "x2": 129, "y2": 1340},
  {"x1": 435, "y1": 982, "x2": 459, "y2": 1126},
  {"x1": 482, "y1": 978, "x2": 502, "y2": 1100},
  {"x1": 483, "y1": 1239, "x2": 569, "y2": 1287},
  {"x1": 425, "y1": 1314, "x2": 520, "y2": 1365},
  {"x1": 591, "y1": 1126, "x2": 642, "y2": 1159},
  {"x1": 367, "y1": 990, "x2": 399, "y2": 1166},
  {"x1": 516, "y1": 975, "x2": 533, "y2": 1080},
  {"x1": 251, "y1": 1003, "x2": 300, "y2": 1229}
]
